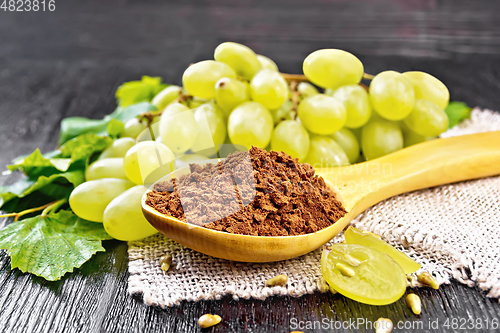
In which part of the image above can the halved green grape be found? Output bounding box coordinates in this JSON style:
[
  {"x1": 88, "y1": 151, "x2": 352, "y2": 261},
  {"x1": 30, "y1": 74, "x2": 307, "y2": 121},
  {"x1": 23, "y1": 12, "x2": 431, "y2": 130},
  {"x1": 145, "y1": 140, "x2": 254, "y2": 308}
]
[
  {"x1": 271, "y1": 120, "x2": 310, "y2": 161},
  {"x1": 159, "y1": 103, "x2": 198, "y2": 154},
  {"x1": 250, "y1": 69, "x2": 288, "y2": 110},
  {"x1": 121, "y1": 118, "x2": 147, "y2": 139},
  {"x1": 403, "y1": 99, "x2": 449, "y2": 137},
  {"x1": 402, "y1": 71, "x2": 449, "y2": 109},
  {"x1": 344, "y1": 226, "x2": 421, "y2": 274},
  {"x1": 182, "y1": 60, "x2": 236, "y2": 99},
  {"x1": 297, "y1": 82, "x2": 319, "y2": 98},
  {"x1": 331, "y1": 128, "x2": 360, "y2": 164},
  {"x1": 361, "y1": 118, "x2": 403, "y2": 160},
  {"x1": 69, "y1": 178, "x2": 134, "y2": 222},
  {"x1": 331, "y1": 84, "x2": 372, "y2": 128},
  {"x1": 123, "y1": 141, "x2": 175, "y2": 185},
  {"x1": 369, "y1": 71, "x2": 415, "y2": 121},
  {"x1": 151, "y1": 85, "x2": 182, "y2": 111},
  {"x1": 228, "y1": 101, "x2": 273, "y2": 149},
  {"x1": 297, "y1": 94, "x2": 346, "y2": 135},
  {"x1": 321, "y1": 244, "x2": 407, "y2": 305},
  {"x1": 214, "y1": 42, "x2": 262, "y2": 80},
  {"x1": 304, "y1": 135, "x2": 349, "y2": 168},
  {"x1": 256, "y1": 54, "x2": 279, "y2": 71},
  {"x1": 98, "y1": 137, "x2": 136, "y2": 160},
  {"x1": 400, "y1": 121, "x2": 434, "y2": 147},
  {"x1": 270, "y1": 99, "x2": 294, "y2": 125},
  {"x1": 191, "y1": 102, "x2": 227, "y2": 153},
  {"x1": 103, "y1": 185, "x2": 158, "y2": 241},
  {"x1": 85, "y1": 158, "x2": 127, "y2": 181},
  {"x1": 215, "y1": 77, "x2": 249, "y2": 115},
  {"x1": 303, "y1": 49, "x2": 363, "y2": 90}
]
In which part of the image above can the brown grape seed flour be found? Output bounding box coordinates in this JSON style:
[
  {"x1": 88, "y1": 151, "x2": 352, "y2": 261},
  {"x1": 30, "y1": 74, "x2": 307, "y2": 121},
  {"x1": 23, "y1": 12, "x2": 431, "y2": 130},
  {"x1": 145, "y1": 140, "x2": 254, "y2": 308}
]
[{"x1": 146, "y1": 146, "x2": 347, "y2": 236}]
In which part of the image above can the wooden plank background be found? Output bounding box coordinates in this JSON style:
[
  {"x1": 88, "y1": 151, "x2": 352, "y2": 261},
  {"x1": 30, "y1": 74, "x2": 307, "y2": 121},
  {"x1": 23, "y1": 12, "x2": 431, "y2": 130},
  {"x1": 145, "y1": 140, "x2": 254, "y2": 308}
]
[{"x1": 1, "y1": 0, "x2": 499, "y2": 332}]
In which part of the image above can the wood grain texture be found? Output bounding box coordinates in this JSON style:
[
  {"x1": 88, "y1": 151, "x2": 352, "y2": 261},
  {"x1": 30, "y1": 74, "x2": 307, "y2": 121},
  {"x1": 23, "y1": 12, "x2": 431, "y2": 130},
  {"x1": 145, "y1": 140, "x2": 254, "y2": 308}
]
[{"x1": 1, "y1": 0, "x2": 500, "y2": 332}]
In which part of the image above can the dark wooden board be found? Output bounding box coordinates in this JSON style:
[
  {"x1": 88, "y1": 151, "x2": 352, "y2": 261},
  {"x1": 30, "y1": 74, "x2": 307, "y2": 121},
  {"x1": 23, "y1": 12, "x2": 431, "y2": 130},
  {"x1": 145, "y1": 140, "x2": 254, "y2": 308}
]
[{"x1": 1, "y1": 1, "x2": 500, "y2": 332}]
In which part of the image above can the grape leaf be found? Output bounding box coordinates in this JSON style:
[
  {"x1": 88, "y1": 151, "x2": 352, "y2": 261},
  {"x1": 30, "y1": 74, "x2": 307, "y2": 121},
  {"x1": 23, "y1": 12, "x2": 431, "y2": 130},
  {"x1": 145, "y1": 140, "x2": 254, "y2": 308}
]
[
  {"x1": 107, "y1": 119, "x2": 124, "y2": 138},
  {"x1": 8, "y1": 134, "x2": 111, "y2": 178},
  {"x1": 445, "y1": 101, "x2": 472, "y2": 128},
  {"x1": 0, "y1": 210, "x2": 112, "y2": 281},
  {"x1": 0, "y1": 170, "x2": 85, "y2": 212},
  {"x1": 58, "y1": 102, "x2": 156, "y2": 145},
  {"x1": 115, "y1": 76, "x2": 167, "y2": 107}
]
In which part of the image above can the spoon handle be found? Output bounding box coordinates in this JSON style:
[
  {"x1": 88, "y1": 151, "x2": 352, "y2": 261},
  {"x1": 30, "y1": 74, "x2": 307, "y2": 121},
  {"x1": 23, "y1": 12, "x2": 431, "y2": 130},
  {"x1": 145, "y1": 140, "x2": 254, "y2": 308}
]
[{"x1": 317, "y1": 131, "x2": 500, "y2": 215}]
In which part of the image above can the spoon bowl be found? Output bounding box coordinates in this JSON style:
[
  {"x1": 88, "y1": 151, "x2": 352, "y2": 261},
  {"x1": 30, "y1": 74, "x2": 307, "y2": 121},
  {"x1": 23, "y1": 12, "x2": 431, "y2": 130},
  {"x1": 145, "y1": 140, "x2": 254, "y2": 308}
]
[{"x1": 142, "y1": 131, "x2": 500, "y2": 262}]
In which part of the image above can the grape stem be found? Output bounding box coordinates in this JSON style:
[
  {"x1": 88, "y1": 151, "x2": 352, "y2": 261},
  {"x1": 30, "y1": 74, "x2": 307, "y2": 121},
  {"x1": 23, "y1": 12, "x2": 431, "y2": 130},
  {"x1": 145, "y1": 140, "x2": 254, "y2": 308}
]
[
  {"x1": 362, "y1": 73, "x2": 375, "y2": 80},
  {"x1": 139, "y1": 93, "x2": 193, "y2": 127},
  {"x1": 0, "y1": 199, "x2": 66, "y2": 222},
  {"x1": 281, "y1": 73, "x2": 310, "y2": 82},
  {"x1": 40, "y1": 198, "x2": 67, "y2": 217}
]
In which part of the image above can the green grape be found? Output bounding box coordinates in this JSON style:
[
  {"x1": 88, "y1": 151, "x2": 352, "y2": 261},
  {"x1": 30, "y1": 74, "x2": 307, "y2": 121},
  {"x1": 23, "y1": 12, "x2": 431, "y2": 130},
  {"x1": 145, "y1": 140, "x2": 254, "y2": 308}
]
[
  {"x1": 214, "y1": 42, "x2": 262, "y2": 80},
  {"x1": 69, "y1": 178, "x2": 134, "y2": 222},
  {"x1": 228, "y1": 101, "x2": 273, "y2": 149},
  {"x1": 123, "y1": 141, "x2": 175, "y2": 185},
  {"x1": 344, "y1": 226, "x2": 421, "y2": 274},
  {"x1": 271, "y1": 120, "x2": 310, "y2": 161},
  {"x1": 331, "y1": 128, "x2": 360, "y2": 164},
  {"x1": 350, "y1": 126, "x2": 363, "y2": 143},
  {"x1": 304, "y1": 135, "x2": 349, "y2": 168},
  {"x1": 369, "y1": 71, "x2": 415, "y2": 121},
  {"x1": 215, "y1": 77, "x2": 249, "y2": 115},
  {"x1": 151, "y1": 85, "x2": 182, "y2": 111},
  {"x1": 297, "y1": 94, "x2": 346, "y2": 135},
  {"x1": 98, "y1": 137, "x2": 136, "y2": 160},
  {"x1": 321, "y1": 244, "x2": 406, "y2": 305},
  {"x1": 188, "y1": 97, "x2": 209, "y2": 109},
  {"x1": 182, "y1": 60, "x2": 236, "y2": 99},
  {"x1": 85, "y1": 158, "x2": 128, "y2": 181},
  {"x1": 361, "y1": 118, "x2": 403, "y2": 160},
  {"x1": 324, "y1": 88, "x2": 335, "y2": 95},
  {"x1": 403, "y1": 99, "x2": 449, "y2": 137},
  {"x1": 250, "y1": 69, "x2": 288, "y2": 110},
  {"x1": 175, "y1": 154, "x2": 210, "y2": 170},
  {"x1": 270, "y1": 99, "x2": 294, "y2": 125},
  {"x1": 297, "y1": 82, "x2": 319, "y2": 97},
  {"x1": 331, "y1": 85, "x2": 372, "y2": 128},
  {"x1": 400, "y1": 121, "x2": 434, "y2": 147},
  {"x1": 121, "y1": 118, "x2": 147, "y2": 139},
  {"x1": 303, "y1": 49, "x2": 363, "y2": 90},
  {"x1": 103, "y1": 185, "x2": 158, "y2": 241},
  {"x1": 402, "y1": 71, "x2": 449, "y2": 109},
  {"x1": 191, "y1": 102, "x2": 227, "y2": 153},
  {"x1": 159, "y1": 103, "x2": 198, "y2": 154},
  {"x1": 256, "y1": 54, "x2": 279, "y2": 71}
]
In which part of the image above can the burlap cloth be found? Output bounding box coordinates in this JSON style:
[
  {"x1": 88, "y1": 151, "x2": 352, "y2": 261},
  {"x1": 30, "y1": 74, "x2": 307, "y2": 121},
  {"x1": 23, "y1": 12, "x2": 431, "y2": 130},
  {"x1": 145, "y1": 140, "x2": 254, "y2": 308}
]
[{"x1": 128, "y1": 108, "x2": 500, "y2": 308}]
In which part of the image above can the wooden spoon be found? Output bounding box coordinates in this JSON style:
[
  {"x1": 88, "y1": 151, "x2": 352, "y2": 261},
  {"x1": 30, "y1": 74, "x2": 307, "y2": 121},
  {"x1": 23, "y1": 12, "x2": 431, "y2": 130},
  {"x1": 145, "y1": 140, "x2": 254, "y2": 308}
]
[{"x1": 142, "y1": 131, "x2": 500, "y2": 262}]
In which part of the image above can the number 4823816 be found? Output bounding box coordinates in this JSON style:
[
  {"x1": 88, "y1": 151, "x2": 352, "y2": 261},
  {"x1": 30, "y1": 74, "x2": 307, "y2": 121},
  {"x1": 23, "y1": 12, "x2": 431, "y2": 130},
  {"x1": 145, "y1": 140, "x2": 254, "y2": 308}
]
[{"x1": 1, "y1": 0, "x2": 56, "y2": 11}]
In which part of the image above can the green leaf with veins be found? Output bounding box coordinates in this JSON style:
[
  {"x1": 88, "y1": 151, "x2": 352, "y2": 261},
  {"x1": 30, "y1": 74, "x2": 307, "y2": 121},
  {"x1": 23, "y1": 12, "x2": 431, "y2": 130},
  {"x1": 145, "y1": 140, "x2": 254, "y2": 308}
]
[
  {"x1": 445, "y1": 101, "x2": 472, "y2": 128},
  {"x1": 8, "y1": 134, "x2": 111, "y2": 178},
  {"x1": 59, "y1": 133, "x2": 112, "y2": 158},
  {"x1": 0, "y1": 170, "x2": 85, "y2": 212},
  {"x1": 58, "y1": 102, "x2": 156, "y2": 145},
  {"x1": 0, "y1": 210, "x2": 112, "y2": 281},
  {"x1": 107, "y1": 119, "x2": 124, "y2": 138}
]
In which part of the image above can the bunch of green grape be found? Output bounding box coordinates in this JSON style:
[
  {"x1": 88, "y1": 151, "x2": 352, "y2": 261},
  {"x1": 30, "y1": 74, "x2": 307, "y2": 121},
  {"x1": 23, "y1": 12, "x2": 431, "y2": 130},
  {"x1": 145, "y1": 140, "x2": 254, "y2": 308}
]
[
  {"x1": 68, "y1": 42, "x2": 451, "y2": 242},
  {"x1": 145, "y1": 42, "x2": 449, "y2": 166}
]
